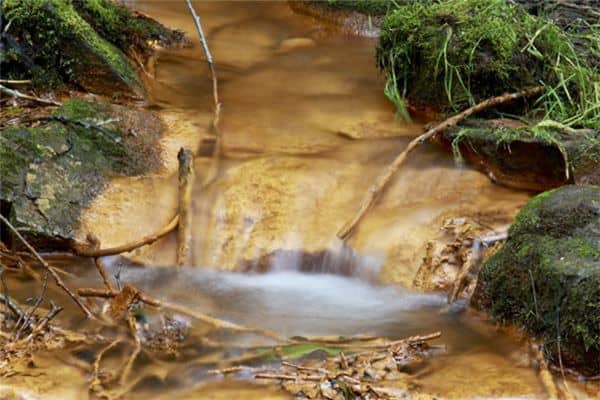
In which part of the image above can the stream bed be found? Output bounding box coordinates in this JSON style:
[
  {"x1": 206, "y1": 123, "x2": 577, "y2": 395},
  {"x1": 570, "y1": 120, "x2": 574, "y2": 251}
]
[{"x1": 2, "y1": 2, "x2": 598, "y2": 399}]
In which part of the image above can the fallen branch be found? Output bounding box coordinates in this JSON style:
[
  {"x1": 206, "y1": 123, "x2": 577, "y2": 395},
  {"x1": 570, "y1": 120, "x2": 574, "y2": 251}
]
[
  {"x1": 336, "y1": 86, "x2": 544, "y2": 240},
  {"x1": 72, "y1": 215, "x2": 179, "y2": 257},
  {"x1": 77, "y1": 286, "x2": 286, "y2": 341},
  {"x1": 0, "y1": 83, "x2": 62, "y2": 106},
  {"x1": 177, "y1": 148, "x2": 194, "y2": 266},
  {"x1": 0, "y1": 214, "x2": 92, "y2": 318}
]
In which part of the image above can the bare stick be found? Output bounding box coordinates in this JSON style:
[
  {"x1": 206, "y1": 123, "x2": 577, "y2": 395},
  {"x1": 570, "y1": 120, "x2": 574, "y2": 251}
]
[
  {"x1": 94, "y1": 258, "x2": 114, "y2": 291},
  {"x1": 0, "y1": 214, "x2": 92, "y2": 317},
  {"x1": 72, "y1": 215, "x2": 179, "y2": 257},
  {"x1": 0, "y1": 79, "x2": 32, "y2": 85},
  {"x1": 336, "y1": 86, "x2": 544, "y2": 240},
  {"x1": 0, "y1": 83, "x2": 62, "y2": 106},
  {"x1": 120, "y1": 312, "x2": 142, "y2": 386},
  {"x1": 536, "y1": 348, "x2": 559, "y2": 400},
  {"x1": 184, "y1": 0, "x2": 222, "y2": 187},
  {"x1": 184, "y1": 0, "x2": 219, "y2": 107},
  {"x1": 77, "y1": 287, "x2": 286, "y2": 341},
  {"x1": 177, "y1": 148, "x2": 194, "y2": 266}
]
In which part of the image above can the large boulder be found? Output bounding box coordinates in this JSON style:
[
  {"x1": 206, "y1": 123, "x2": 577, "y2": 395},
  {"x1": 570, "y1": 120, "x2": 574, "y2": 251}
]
[
  {"x1": 473, "y1": 185, "x2": 600, "y2": 375},
  {"x1": 0, "y1": 99, "x2": 162, "y2": 249}
]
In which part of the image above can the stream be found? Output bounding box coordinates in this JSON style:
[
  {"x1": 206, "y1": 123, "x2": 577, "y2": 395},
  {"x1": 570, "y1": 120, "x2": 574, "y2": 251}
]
[{"x1": 2, "y1": 2, "x2": 597, "y2": 399}]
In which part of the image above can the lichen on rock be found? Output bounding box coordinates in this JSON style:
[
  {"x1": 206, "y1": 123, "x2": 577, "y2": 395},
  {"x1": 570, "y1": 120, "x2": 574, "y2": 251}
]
[
  {"x1": 0, "y1": 99, "x2": 162, "y2": 248},
  {"x1": 473, "y1": 185, "x2": 600, "y2": 375}
]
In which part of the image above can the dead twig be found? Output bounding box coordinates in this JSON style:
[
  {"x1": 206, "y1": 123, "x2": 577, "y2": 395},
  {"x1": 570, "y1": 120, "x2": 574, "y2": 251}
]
[
  {"x1": 184, "y1": 0, "x2": 222, "y2": 187},
  {"x1": 177, "y1": 148, "x2": 194, "y2": 266},
  {"x1": 72, "y1": 215, "x2": 179, "y2": 257},
  {"x1": 536, "y1": 347, "x2": 559, "y2": 400},
  {"x1": 0, "y1": 293, "x2": 24, "y2": 319},
  {"x1": 336, "y1": 86, "x2": 544, "y2": 241},
  {"x1": 0, "y1": 214, "x2": 92, "y2": 318},
  {"x1": 76, "y1": 286, "x2": 286, "y2": 341},
  {"x1": 94, "y1": 258, "x2": 115, "y2": 291},
  {"x1": 120, "y1": 313, "x2": 142, "y2": 386},
  {"x1": 0, "y1": 79, "x2": 32, "y2": 85},
  {"x1": 0, "y1": 83, "x2": 62, "y2": 106}
]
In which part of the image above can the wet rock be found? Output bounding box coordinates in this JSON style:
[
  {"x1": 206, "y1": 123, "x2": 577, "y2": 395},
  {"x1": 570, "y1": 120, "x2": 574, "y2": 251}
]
[
  {"x1": 0, "y1": 99, "x2": 162, "y2": 249},
  {"x1": 472, "y1": 185, "x2": 600, "y2": 375},
  {"x1": 438, "y1": 119, "x2": 600, "y2": 191}
]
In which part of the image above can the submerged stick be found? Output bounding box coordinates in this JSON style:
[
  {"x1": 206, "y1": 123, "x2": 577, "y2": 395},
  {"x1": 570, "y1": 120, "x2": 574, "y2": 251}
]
[
  {"x1": 337, "y1": 86, "x2": 544, "y2": 241},
  {"x1": 0, "y1": 83, "x2": 62, "y2": 106},
  {"x1": 177, "y1": 148, "x2": 195, "y2": 266},
  {"x1": 77, "y1": 287, "x2": 286, "y2": 341},
  {"x1": 0, "y1": 214, "x2": 92, "y2": 318}
]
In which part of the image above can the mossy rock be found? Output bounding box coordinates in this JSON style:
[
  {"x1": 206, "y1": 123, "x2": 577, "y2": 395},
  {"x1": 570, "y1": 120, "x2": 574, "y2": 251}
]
[
  {"x1": 376, "y1": 0, "x2": 600, "y2": 126},
  {"x1": 472, "y1": 185, "x2": 600, "y2": 375},
  {"x1": 438, "y1": 119, "x2": 600, "y2": 191},
  {"x1": 0, "y1": 0, "x2": 184, "y2": 96},
  {"x1": 0, "y1": 99, "x2": 162, "y2": 249}
]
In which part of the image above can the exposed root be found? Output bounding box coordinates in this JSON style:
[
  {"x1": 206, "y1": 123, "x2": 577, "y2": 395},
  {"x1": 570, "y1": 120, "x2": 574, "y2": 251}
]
[
  {"x1": 0, "y1": 214, "x2": 92, "y2": 318},
  {"x1": 337, "y1": 86, "x2": 544, "y2": 241},
  {"x1": 0, "y1": 83, "x2": 62, "y2": 106},
  {"x1": 120, "y1": 313, "x2": 142, "y2": 386}
]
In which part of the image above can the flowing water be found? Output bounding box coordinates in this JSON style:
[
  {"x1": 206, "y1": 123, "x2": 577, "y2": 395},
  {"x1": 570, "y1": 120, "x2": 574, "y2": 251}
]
[{"x1": 3, "y1": 2, "x2": 598, "y2": 399}]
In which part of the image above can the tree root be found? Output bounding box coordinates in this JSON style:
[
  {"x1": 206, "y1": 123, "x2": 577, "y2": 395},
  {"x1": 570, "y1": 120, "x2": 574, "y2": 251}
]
[{"x1": 336, "y1": 86, "x2": 544, "y2": 241}]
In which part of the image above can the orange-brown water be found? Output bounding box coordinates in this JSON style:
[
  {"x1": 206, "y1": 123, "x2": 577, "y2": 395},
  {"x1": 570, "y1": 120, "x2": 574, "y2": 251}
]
[{"x1": 2, "y1": 2, "x2": 598, "y2": 399}]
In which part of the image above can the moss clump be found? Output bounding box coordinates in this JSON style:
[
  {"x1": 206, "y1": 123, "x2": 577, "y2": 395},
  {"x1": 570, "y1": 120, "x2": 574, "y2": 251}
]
[
  {"x1": 473, "y1": 185, "x2": 600, "y2": 375},
  {"x1": 0, "y1": 99, "x2": 160, "y2": 245},
  {"x1": 376, "y1": 0, "x2": 600, "y2": 127},
  {"x1": 1, "y1": 0, "x2": 142, "y2": 94}
]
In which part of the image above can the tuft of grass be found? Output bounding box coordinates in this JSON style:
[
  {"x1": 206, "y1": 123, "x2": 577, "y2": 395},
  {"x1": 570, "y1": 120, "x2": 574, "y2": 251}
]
[{"x1": 376, "y1": 0, "x2": 600, "y2": 128}]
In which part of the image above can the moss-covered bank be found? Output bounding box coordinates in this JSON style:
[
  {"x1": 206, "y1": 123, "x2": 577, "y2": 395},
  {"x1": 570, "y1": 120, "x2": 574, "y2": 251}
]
[
  {"x1": 376, "y1": 0, "x2": 599, "y2": 126},
  {"x1": 0, "y1": 99, "x2": 162, "y2": 248},
  {"x1": 0, "y1": 0, "x2": 184, "y2": 96},
  {"x1": 473, "y1": 185, "x2": 600, "y2": 375}
]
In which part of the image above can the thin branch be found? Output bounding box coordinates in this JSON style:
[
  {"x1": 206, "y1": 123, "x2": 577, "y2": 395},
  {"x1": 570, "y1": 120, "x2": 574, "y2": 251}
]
[
  {"x1": 184, "y1": 0, "x2": 222, "y2": 187},
  {"x1": 0, "y1": 79, "x2": 32, "y2": 85},
  {"x1": 72, "y1": 215, "x2": 179, "y2": 257},
  {"x1": 94, "y1": 258, "x2": 114, "y2": 291},
  {"x1": 0, "y1": 84, "x2": 62, "y2": 106},
  {"x1": 0, "y1": 214, "x2": 92, "y2": 318},
  {"x1": 0, "y1": 293, "x2": 24, "y2": 319},
  {"x1": 336, "y1": 86, "x2": 544, "y2": 240},
  {"x1": 77, "y1": 286, "x2": 286, "y2": 341}
]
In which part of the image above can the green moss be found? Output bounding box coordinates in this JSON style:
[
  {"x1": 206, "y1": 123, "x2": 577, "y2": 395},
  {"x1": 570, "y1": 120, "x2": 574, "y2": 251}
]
[
  {"x1": 1, "y1": 0, "x2": 140, "y2": 92},
  {"x1": 377, "y1": 0, "x2": 600, "y2": 127},
  {"x1": 475, "y1": 185, "x2": 600, "y2": 374},
  {"x1": 0, "y1": 99, "x2": 159, "y2": 243}
]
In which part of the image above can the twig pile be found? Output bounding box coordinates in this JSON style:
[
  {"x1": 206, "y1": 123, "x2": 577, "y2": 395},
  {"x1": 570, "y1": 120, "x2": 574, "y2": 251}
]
[{"x1": 215, "y1": 332, "x2": 441, "y2": 400}]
